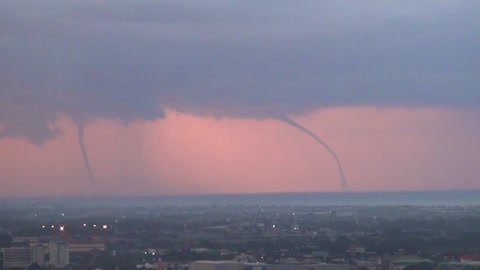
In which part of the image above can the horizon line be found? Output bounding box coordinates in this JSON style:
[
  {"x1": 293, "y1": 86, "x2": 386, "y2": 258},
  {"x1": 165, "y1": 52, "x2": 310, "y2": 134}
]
[{"x1": 2, "y1": 188, "x2": 480, "y2": 200}]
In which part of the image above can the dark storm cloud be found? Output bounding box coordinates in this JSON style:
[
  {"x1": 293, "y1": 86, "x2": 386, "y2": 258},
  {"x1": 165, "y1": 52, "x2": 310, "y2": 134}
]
[{"x1": 1, "y1": 0, "x2": 479, "y2": 144}]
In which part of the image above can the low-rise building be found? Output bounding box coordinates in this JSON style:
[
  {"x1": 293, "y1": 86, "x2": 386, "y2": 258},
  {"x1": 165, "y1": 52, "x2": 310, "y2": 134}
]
[
  {"x1": 3, "y1": 245, "x2": 45, "y2": 269},
  {"x1": 190, "y1": 261, "x2": 267, "y2": 270}
]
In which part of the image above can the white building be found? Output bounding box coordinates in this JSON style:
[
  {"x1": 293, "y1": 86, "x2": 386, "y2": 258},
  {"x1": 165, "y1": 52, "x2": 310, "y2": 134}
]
[
  {"x1": 189, "y1": 261, "x2": 352, "y2": 270},
  {"x1": 267, "y1": 263, "x2": 352, "y2": 270},
  {"x1": 190, "y1": 261, "x2": 268, "y2": 270},
  {"x1": 49, "y1": 241, "x2": 70, "y2": 268},
  {"x1": 3, "y1": 246, "x2": 45, "y2": 268}
]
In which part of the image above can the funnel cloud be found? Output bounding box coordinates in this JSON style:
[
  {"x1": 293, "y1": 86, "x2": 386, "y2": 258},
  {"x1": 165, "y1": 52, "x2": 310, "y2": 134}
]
[
  {"x1": 1, "y1": 1, "x2": 479, "y2": 146},
  {"x1": 278, "y1": 116, "x2": 347, "y2": 191},
  {"x1": 0, "y1": 1, "x2": 479, "y2": 195},
  {"x1": 77, "y1": 124, "x2": 96, "y2": 186}
]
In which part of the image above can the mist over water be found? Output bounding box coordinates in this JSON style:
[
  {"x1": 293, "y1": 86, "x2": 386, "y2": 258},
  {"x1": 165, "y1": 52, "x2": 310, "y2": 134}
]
[{"x1": 9, "y1": 190, "x2": 479, "y2": 208}]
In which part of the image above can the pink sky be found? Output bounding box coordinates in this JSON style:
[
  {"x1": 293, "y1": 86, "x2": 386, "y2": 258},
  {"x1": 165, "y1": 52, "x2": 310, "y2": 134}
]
[{"x1": 1, "y1": 107, "x2": 479, "y2": 197}]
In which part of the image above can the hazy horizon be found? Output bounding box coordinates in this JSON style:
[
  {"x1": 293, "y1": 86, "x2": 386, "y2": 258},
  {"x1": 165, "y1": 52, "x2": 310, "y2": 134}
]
[
  {"x1": 3, "y1": 190, "x2": 480, "y2": 208},
  {"x1": 3, "y1": 188, "x2": 480, "y2": 199}
]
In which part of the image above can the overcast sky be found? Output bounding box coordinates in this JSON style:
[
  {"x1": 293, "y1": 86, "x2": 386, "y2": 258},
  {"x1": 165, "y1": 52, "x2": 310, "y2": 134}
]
[{"x1": 1, "y1": 1, "x2": 479, "y2": 196}]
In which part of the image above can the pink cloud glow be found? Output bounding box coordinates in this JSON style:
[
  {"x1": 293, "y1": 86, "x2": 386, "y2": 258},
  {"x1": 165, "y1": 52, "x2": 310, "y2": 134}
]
[{"x1": 1, "y1": 107, "x2": 479, "y2": 197}]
